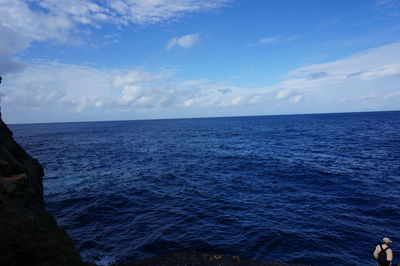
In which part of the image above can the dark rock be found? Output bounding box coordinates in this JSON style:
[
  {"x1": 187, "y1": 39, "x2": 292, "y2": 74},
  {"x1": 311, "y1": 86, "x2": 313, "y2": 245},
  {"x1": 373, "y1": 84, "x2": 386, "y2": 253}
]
[
  {"x1": 113, "y1": 251, "x2": 308, "y2": 266},
  {"x1": 0, "y1": 173, "x2": 28, "y2": 196},
  {"x1": 0, "y1": 112, "x2": 84, "y2": 266},
  {"x1": 0, "y1": 160, "x2": 12, "y2": 176}
]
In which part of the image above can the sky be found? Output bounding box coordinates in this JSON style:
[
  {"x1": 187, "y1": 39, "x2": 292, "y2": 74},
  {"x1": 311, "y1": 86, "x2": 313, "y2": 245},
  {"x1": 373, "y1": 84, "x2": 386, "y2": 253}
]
[{"x1": 0, "y1": 0, "x2": 399, "y2": 124}]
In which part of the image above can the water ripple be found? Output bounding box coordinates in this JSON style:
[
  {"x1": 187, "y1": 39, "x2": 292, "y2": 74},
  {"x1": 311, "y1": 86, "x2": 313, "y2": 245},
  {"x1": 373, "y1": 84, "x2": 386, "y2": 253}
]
[{"x1": 9, "y1": 111, "x2": 400, "y2": 265}]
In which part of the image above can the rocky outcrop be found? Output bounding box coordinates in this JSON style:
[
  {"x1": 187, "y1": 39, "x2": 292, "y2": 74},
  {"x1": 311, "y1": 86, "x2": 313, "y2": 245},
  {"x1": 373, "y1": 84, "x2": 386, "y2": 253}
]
[
  {"x1": 0, "y1": 112, "x2": 84, "y2": 266},
  {"x1": 114, "y1": 251, "x2": 307, "y2": 266}
]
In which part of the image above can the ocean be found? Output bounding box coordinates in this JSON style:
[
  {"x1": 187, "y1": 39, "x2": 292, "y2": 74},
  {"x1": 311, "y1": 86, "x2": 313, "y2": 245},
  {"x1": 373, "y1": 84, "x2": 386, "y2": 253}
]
[{"x1": 10, "y1": 111, "x2": 400, "y2": 265}]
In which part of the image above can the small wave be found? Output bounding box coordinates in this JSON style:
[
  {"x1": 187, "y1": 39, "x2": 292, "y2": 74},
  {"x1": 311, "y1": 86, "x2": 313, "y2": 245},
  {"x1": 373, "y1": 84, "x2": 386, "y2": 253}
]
[
  {"x1": 10, "y1": 112, "x2": 400, "y2": 265},
  {"x1": 92, "y1": 255, "x2": 117, "y2": 266}
]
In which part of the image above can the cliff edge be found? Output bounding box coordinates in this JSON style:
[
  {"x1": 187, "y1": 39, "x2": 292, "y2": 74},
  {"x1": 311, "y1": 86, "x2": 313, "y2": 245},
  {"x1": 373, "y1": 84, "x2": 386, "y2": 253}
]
[{"x1": 0, "y1": 112, "x2": 84, "y2": 266}]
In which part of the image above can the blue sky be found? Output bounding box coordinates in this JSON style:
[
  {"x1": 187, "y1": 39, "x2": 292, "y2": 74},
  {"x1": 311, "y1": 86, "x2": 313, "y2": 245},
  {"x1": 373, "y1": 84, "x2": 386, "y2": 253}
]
[{"x1": 0, "y1": 0, "x2": 399, "y2": 123}]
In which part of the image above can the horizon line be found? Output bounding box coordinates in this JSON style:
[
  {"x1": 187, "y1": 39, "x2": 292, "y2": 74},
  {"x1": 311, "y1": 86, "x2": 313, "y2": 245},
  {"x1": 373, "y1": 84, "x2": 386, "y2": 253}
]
[{"x1": 5, "y1": 109, "x2": 400, "y2": 126}]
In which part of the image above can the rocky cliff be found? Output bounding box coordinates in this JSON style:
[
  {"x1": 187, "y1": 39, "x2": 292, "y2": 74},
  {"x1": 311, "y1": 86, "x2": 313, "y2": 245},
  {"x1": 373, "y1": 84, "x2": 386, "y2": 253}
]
[{"x1": 0, "y1": 112, "x2": 84, "y2": 266}]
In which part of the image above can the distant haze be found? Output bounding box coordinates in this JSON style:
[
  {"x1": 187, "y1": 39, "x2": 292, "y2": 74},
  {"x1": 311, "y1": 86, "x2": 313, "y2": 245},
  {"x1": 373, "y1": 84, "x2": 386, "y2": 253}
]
[{"x1": 0, "y1": 0, "x2": 400, "y2": 124}]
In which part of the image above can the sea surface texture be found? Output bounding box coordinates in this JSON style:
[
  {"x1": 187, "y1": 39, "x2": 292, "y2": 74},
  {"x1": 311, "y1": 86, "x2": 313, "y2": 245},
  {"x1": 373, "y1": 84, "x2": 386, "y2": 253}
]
[{"x1": 10, "y1": 111, "x2": 400, "y2": 265}]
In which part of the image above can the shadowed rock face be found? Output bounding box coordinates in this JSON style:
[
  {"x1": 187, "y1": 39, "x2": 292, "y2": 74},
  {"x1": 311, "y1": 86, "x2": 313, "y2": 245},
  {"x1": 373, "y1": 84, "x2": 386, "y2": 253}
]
[{"x1": 0, "y1": 112, "x2": 83, "y2": 266}]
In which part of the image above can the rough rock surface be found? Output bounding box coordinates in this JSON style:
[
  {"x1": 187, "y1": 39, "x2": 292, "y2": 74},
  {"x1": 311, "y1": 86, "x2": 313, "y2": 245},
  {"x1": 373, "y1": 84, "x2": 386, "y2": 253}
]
[
  {"x1": 0, "y1": 112, "x2": 84, "y2": 266},
  {"x1": 114, "y1": 251, "x2": 308, "y2": 266}
]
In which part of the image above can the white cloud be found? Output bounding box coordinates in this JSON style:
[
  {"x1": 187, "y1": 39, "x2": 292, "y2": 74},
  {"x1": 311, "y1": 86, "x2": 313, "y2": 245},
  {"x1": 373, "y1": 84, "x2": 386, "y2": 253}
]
[
  {"x1": 248, "y1": 35, "x2": 297, "y2": 47},
  {"x1": 375, "y1": 0, "x2": 396, "y2": 6},
  {"x1": 340, "y1": 93, "x2": 377, "y2": 102},
  {"x1": 2, "y1": 41, "x2": 400, "y2": 122},
  {"x1": 276, "y1": 88, "x2": 294, "y2": 100},
  {"x1": 1, "y1": 61, "x2": 259, "y2": 115},
  {"x1": 0, "y1": 1, "x2": 79, "y2": 43},
  {"x1": 383, "y1": 90, "x2": 400, "y2": 98},
  {"x1": 263, "y1": 41, "x2": 400, "y2": 112},
  {"x1": 113, "y1": 69, "x2": 154, "y2": 88},
  {"x1": 256, "y1": 36, "x2": 281, "y2": 45},
  {"x1": 1, "y1": 0, "x2": 231, "y2": 29},
  {"x1": 1, "y1": 61, "x2": 115, "y2": 112},
  {"x1": 0, "y1": 25, "x2": 29, "y2": 74},
  {"x1": 285, "y1": 42, "x2": 400, "y2": 83},
  {"x1": 166, "y1": 33, "x2": 200, "y2": 50},
  {"x1": 276, "y1": 88, "x2": 304, "y2": 103},
  {"x1": 0, "y1": 0, "x2": 231, "y2": 37},
  {"x1": 0, "y1": 0, "x2": 230, "y2": 73},
  {"x1": 290, "y1": 94, "x2": 304, "y2": 103},
  {"x1": 107, "y1": 0, "x2": 231, "y2": 25}
]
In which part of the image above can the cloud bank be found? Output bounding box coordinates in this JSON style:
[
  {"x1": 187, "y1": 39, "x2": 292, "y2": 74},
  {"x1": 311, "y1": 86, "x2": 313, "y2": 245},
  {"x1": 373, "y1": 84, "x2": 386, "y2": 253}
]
[{"x1": 2, "y1": 42, "x2": 400, "y2": 122}]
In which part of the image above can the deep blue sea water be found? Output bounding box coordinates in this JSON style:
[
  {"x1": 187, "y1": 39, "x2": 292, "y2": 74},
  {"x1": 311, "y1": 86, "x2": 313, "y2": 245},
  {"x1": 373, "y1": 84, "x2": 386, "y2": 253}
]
[{"x1": 9, "y1": 111, "x2": 400, "y2": 266}]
